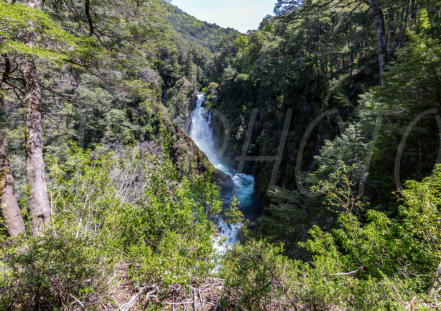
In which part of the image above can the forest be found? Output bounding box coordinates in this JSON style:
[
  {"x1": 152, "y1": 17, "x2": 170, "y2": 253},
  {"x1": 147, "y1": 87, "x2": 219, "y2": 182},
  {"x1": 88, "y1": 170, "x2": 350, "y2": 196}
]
[{"x1": 1, "y1": 0, "x2": 441, "y2": 310}]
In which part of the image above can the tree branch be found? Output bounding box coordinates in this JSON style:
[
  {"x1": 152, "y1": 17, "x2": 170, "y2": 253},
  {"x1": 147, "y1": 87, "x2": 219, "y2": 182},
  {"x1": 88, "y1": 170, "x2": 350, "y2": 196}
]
[{"x1": 333, "y1": 266, "x2": 364, "y2": 276}]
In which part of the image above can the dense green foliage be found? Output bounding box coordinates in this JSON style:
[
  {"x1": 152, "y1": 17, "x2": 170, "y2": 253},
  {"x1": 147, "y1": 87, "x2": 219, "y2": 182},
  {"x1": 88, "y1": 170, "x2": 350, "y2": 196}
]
[
  {"x1": 1, "y1": 145, "x2": 222, "y2": 309},
  {"x1": 206, "y1": 0, "x2": 439, "y2": 199},
  {"x1": 164, "y1": 2, "x2": 238, "y2": 53},
  {"x1": 2, "y1": 0, "x2": 441, "y2": 309},
  {"x1": 0, "y1": 0, "x2": 228, "y2": 309},
  {"x1": 203, "y1": 0, "x2": 441, "y2": 309},
  {"x1": 222, "y1": 165, "x2": 441, "y2": 310},
  {"x1": 206, "y1": 0, "x2": 441, "y2": 243}
]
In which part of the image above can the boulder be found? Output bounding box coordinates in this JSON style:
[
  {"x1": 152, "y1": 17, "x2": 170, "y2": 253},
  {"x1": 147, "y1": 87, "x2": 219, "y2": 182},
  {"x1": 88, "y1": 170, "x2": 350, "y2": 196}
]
[{"x1": 214, "y1": 169, "x2": 234, "y2": 192}]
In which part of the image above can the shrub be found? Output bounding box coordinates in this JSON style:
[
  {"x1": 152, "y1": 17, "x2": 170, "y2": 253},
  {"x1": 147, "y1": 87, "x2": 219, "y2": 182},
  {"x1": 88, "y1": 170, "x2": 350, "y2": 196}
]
[
  {"x1": 0, "y1": 144, "x2": 223, "y2": 309},
  {"x1": 0, "y1": 229, "x2": 107, "y2": 310},
  {"x1": 222, "y1": 165, "x2": 441, "y2": 310},
  {"x1": 221, "y1": 239, "x2": 301, "y2": 310}
]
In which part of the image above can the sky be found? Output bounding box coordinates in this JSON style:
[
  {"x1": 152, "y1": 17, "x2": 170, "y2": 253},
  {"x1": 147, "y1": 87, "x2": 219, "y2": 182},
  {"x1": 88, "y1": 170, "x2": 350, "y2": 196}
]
[{"x1": 171, "y1": 0, "x2": 276, "y2": 33}]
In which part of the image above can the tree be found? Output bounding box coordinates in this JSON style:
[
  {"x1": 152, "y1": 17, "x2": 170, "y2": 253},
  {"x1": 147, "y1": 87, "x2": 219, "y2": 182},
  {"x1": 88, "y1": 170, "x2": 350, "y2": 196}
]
[
  {"x1": 274, "y1": 0, "x2": 304, "y2": 16},
  {"x1": 276, "y1": 0, "x2": 388, "y2": 85},
  {"x1": 22, "y1": 0, "x2": 51, "y2": 234},
  {"x1": 367, "y1": 0, "x2": 387, "y2": 86},
  {"x1": 1, "y1": 0, "x2": 81, "y2": 234},
  {"x1": 322, "y1": 0, "x2": 388, "y2": 85},
  {"x1": 0, "y1": 132, "x2": 25, "y2": 236}
]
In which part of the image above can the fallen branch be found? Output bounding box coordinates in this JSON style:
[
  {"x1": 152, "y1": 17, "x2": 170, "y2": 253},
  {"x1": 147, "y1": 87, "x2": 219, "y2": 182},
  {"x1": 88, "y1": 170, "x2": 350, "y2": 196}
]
[
  {"x1": 198, "y1": 289, "x2": 204, "y2": 310},
  {"x1": 430, "y1": 262, "x2": 441, "y2": 299},
  {"x1": 120, "y1": 285, "x2": 157, "y2": 311},
  {"x1": 69, "y1": 294, "x2": 85, "y2": 310},
  {"x1": 193, "y1": 289, "x2": 197, "y2": 311},
  {"x1": 333, "y1": 266, "x2": 363, "y2": 277},
  {"x1": 143, "y1": 284, "x2": 159, "y2": 309}
]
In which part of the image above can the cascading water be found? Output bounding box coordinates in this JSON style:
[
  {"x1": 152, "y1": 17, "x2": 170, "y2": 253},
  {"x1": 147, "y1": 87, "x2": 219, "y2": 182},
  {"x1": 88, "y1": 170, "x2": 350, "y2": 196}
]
[{"x1": 189, "y1": 93, "x2": 259, "y2": 253}]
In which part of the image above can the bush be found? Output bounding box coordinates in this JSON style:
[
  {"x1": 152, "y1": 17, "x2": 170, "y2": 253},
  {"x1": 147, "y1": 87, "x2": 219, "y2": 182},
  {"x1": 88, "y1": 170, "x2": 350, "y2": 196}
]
[
  {"x1": 0, "y1": 143, "x2": 223, "y2": 309},
  {"x1": 0, "y1": 229, "x2": 107, "y2": 310},
  {"x1": 222, "y1": 165, "x2": 441, "y2": 310},
  {"x1": 221, "y1": 239, "x2": 301, "y2": 310},
  {"x1": 48, "y1": 144, "x2": 221, "y2": 290}
]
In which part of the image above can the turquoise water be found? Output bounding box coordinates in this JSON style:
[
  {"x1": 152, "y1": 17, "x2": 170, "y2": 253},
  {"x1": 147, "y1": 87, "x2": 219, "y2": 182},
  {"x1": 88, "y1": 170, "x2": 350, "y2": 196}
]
[{"x1": 189, "y1": 93, "x2": 259, "y2": 246}]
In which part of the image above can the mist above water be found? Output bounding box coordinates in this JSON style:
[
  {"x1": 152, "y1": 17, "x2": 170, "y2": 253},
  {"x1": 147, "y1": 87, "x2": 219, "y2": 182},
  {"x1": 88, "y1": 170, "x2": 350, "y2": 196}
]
[{"x1": 189, "y1": 93, "x2": 259, "y2": 250}]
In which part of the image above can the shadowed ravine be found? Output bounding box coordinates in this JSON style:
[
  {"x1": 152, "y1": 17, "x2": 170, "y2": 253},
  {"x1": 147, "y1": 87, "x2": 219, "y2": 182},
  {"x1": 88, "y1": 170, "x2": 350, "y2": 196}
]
[{"x1": 188, "y1": 93, "x2": 259, "y2": 250}]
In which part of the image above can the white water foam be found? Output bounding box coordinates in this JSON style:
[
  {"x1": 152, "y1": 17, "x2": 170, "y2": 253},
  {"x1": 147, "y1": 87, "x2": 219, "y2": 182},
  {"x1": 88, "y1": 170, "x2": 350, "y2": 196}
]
[{"x1": 189, "y1": 93, "x2": 257, "y2": 255}]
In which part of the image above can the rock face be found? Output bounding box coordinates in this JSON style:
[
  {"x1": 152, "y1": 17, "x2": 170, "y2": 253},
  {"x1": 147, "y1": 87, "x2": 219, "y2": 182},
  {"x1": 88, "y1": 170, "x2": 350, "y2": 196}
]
[
  {"x1": 165, "y1": 78, "x2": 198, "y2": 130},
  {"x1": 163, "y1": 118, "x2": 235, "y2": 191},
  {"x1": 165, "y1": 119, "x2": 212, "y2": 176},
  {"x1": 214, "y1": 169, "x2": 234, "y2": 192}
]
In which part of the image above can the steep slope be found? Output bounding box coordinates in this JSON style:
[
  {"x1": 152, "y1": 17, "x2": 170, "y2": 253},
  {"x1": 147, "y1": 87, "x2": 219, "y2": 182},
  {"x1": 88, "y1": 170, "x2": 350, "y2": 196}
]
[
  {"x1": 3, "y1": 1, "x2": 441, "y2": 310},
  {"x1": 2, "y1": 0, "x2": 237, "y2": 187},
  {"x1": 163, "y1": 1, "x2": 239, "y2": 52},
  {"x1": 0, "y1": 1, "x2": 233, "y2": 309}
]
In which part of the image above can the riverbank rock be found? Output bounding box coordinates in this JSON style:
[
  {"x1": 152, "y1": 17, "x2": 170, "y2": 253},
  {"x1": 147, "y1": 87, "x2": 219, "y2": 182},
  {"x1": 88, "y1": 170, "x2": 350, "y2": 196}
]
[
  {"x1": 163, "y1": 118, "x2": 234, "y2": 192},
  {"x1": 214, "y1": 169, "x2": 234, "y2": 191},
  {"x1": 165, "y1": 119, "x2": 213, "y2": 176}
]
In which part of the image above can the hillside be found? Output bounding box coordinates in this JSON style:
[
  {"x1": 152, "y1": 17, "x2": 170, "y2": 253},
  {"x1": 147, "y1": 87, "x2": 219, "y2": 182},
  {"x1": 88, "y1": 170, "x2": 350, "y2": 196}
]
[
  {"x1": 163, "y1": 1, "x2": 239, "y2": 52},
  {"x1": 204, "y1": 0, "x2": 441, "y2": 308},
  {"x1": 0, "y1": 1, "x2": 230, "y2": 308},
  {"x1": 2, "y1": 0, "x2": 441, "y2": 310}
]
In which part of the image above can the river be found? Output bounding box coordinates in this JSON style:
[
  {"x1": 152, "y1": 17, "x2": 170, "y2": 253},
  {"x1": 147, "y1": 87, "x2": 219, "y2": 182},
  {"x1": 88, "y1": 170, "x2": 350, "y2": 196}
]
[{"x1": 188, "y1": 93, "x2": 259, "y2": 250}]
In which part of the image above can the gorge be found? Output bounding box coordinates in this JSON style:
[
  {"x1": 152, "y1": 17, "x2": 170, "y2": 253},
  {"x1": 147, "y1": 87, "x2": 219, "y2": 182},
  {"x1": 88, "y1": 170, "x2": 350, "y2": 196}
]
[
  {"x1": 1, "y1": 0, "x2": 441, "y2": 310},
  {"x1": 189, "y1": 93, "x2": 259, "y2": 247}
]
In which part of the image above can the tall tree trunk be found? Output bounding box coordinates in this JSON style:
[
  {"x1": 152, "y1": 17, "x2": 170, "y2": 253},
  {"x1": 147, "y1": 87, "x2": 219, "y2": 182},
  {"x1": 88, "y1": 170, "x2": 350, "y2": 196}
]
[
  {"x1": 84, "y1": 0, "x2": 95, "y2": 36},
  {"x1": 23, "y1": 0, "x2": 51, "y2": 234},
  {"x1": 411, "y1": 0, "x2": 417, "y2": 24},
  {"x1": 0, "y1": 133, "x2": 25, "y2": 236},
  {"x1": 369, "y1": 0, "x2": 388, "y2": 86}
]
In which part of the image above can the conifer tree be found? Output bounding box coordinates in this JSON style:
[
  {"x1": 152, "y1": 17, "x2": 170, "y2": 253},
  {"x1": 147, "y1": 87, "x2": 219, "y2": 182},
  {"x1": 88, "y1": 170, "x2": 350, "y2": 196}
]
[{"x1": 22, "y1": 0, "x2": 51, "y2": 234}]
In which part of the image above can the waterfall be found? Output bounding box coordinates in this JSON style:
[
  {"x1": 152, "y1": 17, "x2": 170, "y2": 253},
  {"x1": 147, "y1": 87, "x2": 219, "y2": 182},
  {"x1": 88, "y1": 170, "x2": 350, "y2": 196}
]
[{"x1": 189, "y1": 93, "x2": 259, "y2": 253}]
